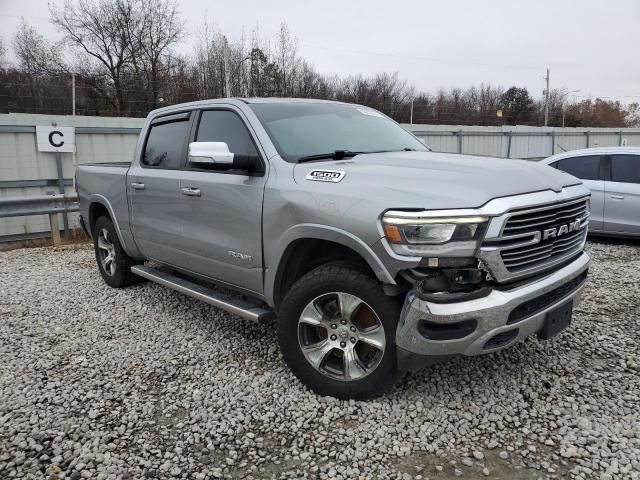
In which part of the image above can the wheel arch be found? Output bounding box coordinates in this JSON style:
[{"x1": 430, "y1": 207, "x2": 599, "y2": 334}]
[
  {"x1": 88, "y1": 201, "x2": 110, "y2": 237},
  {"x1": 266, "y1": 224, "x2": 396, "y2": 309},
  {"x1": 86, "y1": 195, "x2": 142, "y2": 259}
]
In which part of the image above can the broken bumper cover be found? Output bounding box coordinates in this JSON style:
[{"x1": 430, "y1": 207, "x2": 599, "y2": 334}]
[{"x1": 396, "y1": 252, "x2": 590, "y2": 370}]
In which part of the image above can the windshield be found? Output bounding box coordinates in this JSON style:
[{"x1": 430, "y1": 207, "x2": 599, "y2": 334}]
[{"x1": 249, "y1": 102, "x2": 428, "y2": 162}]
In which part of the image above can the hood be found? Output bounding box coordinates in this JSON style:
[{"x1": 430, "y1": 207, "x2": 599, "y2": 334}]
[{"x1": 293, "y1": 151, "x2": 582, "y2": 210}]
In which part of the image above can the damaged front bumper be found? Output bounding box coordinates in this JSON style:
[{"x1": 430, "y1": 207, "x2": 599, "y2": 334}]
[{"x1": 396, "y1": 252, "x2": 590, "y2": 370}]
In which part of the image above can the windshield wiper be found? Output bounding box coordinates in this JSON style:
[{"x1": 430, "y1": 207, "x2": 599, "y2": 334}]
[
  {"x1": 297, "y1": 150, "x2": 366, "y2": 163},
  {"x1": 296, "y1": 148, "x2": 420, "y2": 163}
]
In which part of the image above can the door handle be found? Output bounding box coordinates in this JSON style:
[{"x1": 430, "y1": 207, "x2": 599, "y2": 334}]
[
  {"x1": 610, "y1": 195, "x2": 625, "y2": 200},
  {"x1": 181, "y1": 187, "x2": 201, "y2": 197},
  {"x1": 130, "y1": 182, "x2": 145, "y2": 190}
]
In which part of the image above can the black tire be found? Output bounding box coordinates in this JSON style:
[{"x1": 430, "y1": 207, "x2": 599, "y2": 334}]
[
  {"x1": 93, "y1": 216, "x2": 142, "y2": 288},
  {"x1": 278, "y1": 262, "x2": 401, "y2": 400}
]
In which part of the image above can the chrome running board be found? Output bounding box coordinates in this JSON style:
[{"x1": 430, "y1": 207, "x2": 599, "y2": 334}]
[{"x1": 131, "y1": 265, "x2": 274, "y2": 323}]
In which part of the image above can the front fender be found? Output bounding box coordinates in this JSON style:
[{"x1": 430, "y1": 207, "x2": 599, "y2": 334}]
[{"x1": 264, "y1": 223, "x2": 397, "y2": 306}]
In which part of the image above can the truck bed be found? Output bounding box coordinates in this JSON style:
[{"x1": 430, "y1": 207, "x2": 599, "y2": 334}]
[{"x1": 76, "y1": 162, "x2": 131, "y2": 242}]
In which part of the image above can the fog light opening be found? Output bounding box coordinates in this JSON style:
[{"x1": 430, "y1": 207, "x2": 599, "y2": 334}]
[
  {"x1": 483, "y1": 329, "x2": 519, "y2": 350},
  {"x1": 418, "y1": 319, "x2": 477, "y2": 341}
]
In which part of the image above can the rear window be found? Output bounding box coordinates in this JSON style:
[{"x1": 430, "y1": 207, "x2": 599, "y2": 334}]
[
  {"x1": 142, "y1": 119, "x2": 191, "y2": 169},
  {"x1": 611, "y1": 154, "x2": 640, "y2": 184},
  {"x1": 553, "y1": 155, "x2": 600, "y2": 181}
]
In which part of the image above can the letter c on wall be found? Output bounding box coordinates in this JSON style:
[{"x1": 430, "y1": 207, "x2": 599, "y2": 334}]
[{"x1": 49, "y1": 130, "x2": 64, "y2": 148}]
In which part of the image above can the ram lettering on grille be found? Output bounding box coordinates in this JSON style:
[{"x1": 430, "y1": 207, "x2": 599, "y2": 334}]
[{"x1": 541, "y1": 218, "x2": 583, "y2": 241}]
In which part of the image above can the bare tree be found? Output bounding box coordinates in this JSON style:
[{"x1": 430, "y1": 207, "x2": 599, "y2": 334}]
[
  {"x1": 51, "y1": 0, "x2": 133, "y2": 114},
  {"x1": 120, "y1": 0, "x2": 185, "y2": 109},
  {"x1": 276, "y1": 23, "x2": 300, "y2": 96},
  {"x1": 0, "y1": 37, "x2": 6, "y2": 69},
  {"x1": 13, "y1": 20, "x2": 67, "y2": 111},
  {"x1": 477, "y1": 84, "x2": 503, "y2": 125},
  {"x1": 14, "y1": 20, "x2": 65, "y2": 77},
  {"x1": 626, "y1": 102, "x2": 640, "y2": 128},
  {"x1": 194, "y1": 20, "x2": 230, "y2": 99}
]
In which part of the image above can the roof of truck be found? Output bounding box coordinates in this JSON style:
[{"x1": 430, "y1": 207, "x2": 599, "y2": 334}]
[
  {"x1": 238, "y1": 97, "x2": 343, "y2": 104},
  {"x1": 148, "y1": 97, "x2": 351, "y2": 119}
]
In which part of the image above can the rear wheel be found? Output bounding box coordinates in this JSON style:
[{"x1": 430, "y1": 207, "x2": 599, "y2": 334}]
[
  {"x1": 93, "y1": 216, "x2": 142, "y2": 288},
  {"x1": 278, "y1": 262, "x2": 400, "y2": 399}
]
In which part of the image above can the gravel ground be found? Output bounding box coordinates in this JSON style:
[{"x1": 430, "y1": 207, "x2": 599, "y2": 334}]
[{"x1": 1, "y1": 240, "x2": 639, "y2": 480}]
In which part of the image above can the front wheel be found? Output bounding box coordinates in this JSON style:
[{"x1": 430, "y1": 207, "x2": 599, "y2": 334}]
[{"x1": 278, "y1": 262, "x2": 401, "y2": 399}]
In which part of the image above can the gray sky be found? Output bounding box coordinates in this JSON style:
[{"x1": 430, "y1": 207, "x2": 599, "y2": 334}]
[{"x1": 1, "y1": 0, "x2": 638, "y2": 102}]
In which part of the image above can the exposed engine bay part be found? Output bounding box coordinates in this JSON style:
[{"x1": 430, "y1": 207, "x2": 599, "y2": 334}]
[{"x1": 400, "y1": 258, "x2": 494, "y2": 303}]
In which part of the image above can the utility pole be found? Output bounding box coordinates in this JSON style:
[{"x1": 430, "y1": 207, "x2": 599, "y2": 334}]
[
  {"x1": 71, "y1": 73, "x2": 76, "y2": 116},
  {"x1": 223, "y1": 36, "x2": 231, "y2": 98},
  {"x1": 560, "y1": 89, "x2": 580, "y2": 128},
  {"x1": 544, "y1": 68, "x2": 550, "y2": 126},
  {"x1": 71, "y1": 73, "x2": 77, "y2": 189},
  {"x1": 410, "y1": 98, "x2": 414, "y2": 125}
]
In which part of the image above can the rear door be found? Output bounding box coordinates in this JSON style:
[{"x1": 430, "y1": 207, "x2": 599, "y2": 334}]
[
  {"x1": 604, "y1": 154, "x2": 640, "y2": 235},
  {"x1": 128, "y1": 112, "x2": 194, "y2": 263},
  {"x1": 551, "y1": 155, "x2": 604, "y2": 231},
  {"x1": 173, "y1": 107, "x2": 268, "y2": 294}
]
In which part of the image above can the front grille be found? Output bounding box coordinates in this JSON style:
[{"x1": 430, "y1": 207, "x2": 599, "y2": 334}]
[
  {"x1": 502, "y1": 200, "x2": 589, "y2": 236},
  {"x1": 497, "y1": 198, "x2": 589, "y2": 273}
]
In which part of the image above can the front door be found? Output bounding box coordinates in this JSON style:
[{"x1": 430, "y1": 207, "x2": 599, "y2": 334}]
[
  {"x1": 604, "y1": 154, "x2": 640, "y2": 235},
  {"x1": 128, "y1": 112, "x2": 193, "y2": 264},
  {"x1": 174, "y1": 108, "x2": 268, "y2": 294}
]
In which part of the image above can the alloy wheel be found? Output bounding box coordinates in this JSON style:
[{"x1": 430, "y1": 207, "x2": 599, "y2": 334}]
[
  {"x1": 97, "y1": 228, "x2": 116, "y2": 276},
  {"x1": 297, "y1": 292, "x2": 386, "y2": 381}
]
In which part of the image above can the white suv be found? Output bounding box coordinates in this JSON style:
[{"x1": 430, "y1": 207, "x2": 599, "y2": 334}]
[{"x1": 542, "y1": 147, "x2": 640, "y2": 237}]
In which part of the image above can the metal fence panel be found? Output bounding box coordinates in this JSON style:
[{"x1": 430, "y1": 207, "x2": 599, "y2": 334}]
[
  {"x1": 2, "y1": 113, "x2": 640, "y2": 240},
  {"x1": 404, "y1": 124, "x2": 640, "y2": 159},
  {"x1": 0, "y1": 113, "x2": 143, "y2": 238}
]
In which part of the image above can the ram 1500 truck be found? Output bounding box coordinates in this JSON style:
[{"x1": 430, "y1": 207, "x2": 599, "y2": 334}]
[{"x1": 76, "y1": 98, "x2": 590, "y2": 399}]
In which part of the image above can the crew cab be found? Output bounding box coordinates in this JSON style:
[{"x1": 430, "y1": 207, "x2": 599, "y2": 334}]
[{"x1": 76, "y1": 98, "x2": 590, "y2": 399}]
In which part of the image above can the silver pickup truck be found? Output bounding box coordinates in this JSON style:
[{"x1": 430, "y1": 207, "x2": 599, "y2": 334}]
[{"x1": 76, "y1": 98, "x2": 590, "y2": 399}]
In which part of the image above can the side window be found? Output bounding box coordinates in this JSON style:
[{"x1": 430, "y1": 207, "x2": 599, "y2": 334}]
[
  {"x1": 555, "y1": 155, "x2": 600, "y2": 181},
  {"x1": 142, "y1": 119, "x2": 191, "y2": 169},
  {"x1": 611, "y1": 154, "x2": 640, "y2": 184},
  {"x1": 196, "y1": 110, "x2": 258, "y2": 158}
]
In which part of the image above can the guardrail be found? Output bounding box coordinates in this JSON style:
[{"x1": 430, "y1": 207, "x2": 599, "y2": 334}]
[{"x1": 0, "y1": 194, "x2": 79, "y2": 246}]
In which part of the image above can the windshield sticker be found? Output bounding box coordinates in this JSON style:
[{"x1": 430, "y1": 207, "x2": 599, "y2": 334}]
[
  {"x1": 306, "y1": 170, "x2": 346, "y2": 183},
  {"x1": 357, "y1": 108, "x2": 385, "y2": 118}
]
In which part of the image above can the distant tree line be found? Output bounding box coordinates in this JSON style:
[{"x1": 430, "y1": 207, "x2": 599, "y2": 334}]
[{"x1": 0, "y1": 0, "x2": 638, "y2": 128}]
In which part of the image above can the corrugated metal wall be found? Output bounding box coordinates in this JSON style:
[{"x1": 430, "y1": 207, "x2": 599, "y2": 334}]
[
  {"x1": 0, "y1": 113, "x2": 144, "y2": 239},
  {"x1": 1, "y1": 113, "x2": 639, "y2": 239},
  {"x1": 403, "y1": 124, "x2": 640, "y2": 159}
]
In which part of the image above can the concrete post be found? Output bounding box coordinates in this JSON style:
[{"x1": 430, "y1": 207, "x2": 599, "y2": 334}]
[
  {"x1": 49, "y1": 212, "x2": 61, "y2": 247},
  {"x1": 55, "y1": 152, "x2": 69, "y2": 236}
]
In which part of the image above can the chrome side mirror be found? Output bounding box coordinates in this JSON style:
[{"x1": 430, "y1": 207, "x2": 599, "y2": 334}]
[{"x1": 188, "y1": 142, "x2": 234, "y2": 166}]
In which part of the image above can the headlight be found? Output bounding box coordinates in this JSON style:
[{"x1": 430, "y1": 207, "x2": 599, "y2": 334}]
[{"x1": 382, "y1": 212, "x2": 488, "y2": 256}]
